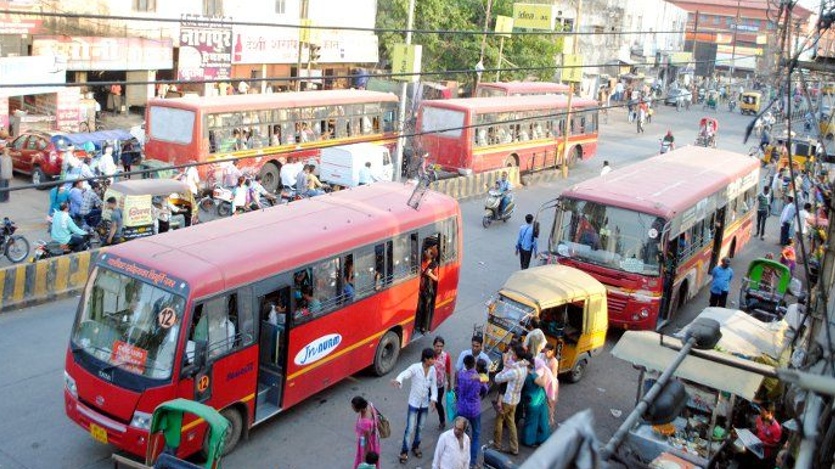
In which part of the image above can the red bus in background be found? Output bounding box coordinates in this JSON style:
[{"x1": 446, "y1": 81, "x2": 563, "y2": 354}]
[
  {"x1": 418, "y1": 95, "x2": 599, "y2": 175},
  {"x1": 543, "y1": 147, "x2": 759, "y2": 330},
  {"x1": 475, "y1": 81, "x2": 570, "y2": 97},
  {"x1": 143, "y1": 90, "x2": 399, "y2": 192},
  {"x1": 64, "y1": 182, "x2": 461, "y2": 458}
]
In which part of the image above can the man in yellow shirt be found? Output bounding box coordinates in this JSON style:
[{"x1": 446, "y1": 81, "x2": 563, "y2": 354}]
[{"x1": 305, "y1": 164, "x2": 326, "y2": 197}]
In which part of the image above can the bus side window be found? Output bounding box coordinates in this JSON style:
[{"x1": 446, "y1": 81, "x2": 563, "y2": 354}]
[
  {"x1": 354, "y1": 247, "x2": 378, "y2": 298},
  {"x1": 392, "y1": 234, "x2": 412, "y2": 281},
  {"x1": 441, "y1": 217, "x2": 458, "y2": 265},
  {"x1": 342, "y1": 254, "x2": 355, "y2": 303}
]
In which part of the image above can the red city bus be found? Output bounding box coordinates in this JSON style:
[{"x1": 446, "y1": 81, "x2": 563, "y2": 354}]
[
  {"x1": 64, "y1": 182, "x2": 461, "y2": 458},
  {"x1": 418, "y1": 95, "x2": 599, "y2": 175},
  {"x1": 144, "y1": 90, "x2": 399, "y2": 192},
  {"x1": 543, "y1": 147, "x2": 759, "y2": 330},
  {"x1": 475, "y1": 81, "x2": 570, "y2": 97}
]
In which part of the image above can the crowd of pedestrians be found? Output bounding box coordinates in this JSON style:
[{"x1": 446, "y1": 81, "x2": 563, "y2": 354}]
[{"x1": 352, "y1": 328, "x2": 560, "y2": 469}]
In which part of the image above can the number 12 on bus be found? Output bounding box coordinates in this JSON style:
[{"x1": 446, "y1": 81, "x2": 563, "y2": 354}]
[
  {"x1": 63, "y1": 183, "x2": 461, "y2": 459},
  {"x1": 542, "y1": 147, "x2": 759, "y2": 330}
]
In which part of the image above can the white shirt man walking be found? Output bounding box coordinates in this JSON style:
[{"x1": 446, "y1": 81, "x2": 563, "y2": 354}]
[
  {"x1": 432, "y1": 417, "x2": 471, "y2": 469},
  {"x1": 391, "y1": 347, "x2": 438, "y2": 464}
]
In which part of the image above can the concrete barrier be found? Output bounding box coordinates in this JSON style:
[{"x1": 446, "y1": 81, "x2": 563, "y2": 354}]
[
  {"x1": 0, "y1": 249, "x2": 101, "y2": 313},
  {"x1": 429, "y1": 166, "x2": 520, "y2": 202}
]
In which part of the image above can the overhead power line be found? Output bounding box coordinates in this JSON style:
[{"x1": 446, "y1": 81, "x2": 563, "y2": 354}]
[
  {"x1": 1, "y1": 8, "x2": 727, "y2": 38},
  {"x1": 0, "y1": 54, "x2": 757, "y2": 90}
]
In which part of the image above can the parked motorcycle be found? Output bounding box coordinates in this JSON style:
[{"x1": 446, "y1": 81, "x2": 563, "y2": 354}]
[
  {"x1": 198, "y1": 183, "x2": 235, "y2": 217},
  {"x1": 0, "y1": 217, "x2": 29, "y2": 263},
  {"x1": 482, "y1": 446, "x2": 519, "y2": 469},
  {"x1": 483, "y1": 189, "x2": 515, "y2": 228}
]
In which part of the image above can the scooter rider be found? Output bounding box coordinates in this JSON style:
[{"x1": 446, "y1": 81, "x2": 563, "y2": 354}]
[
  {"x1": 661, "y1": 130, "x2": 676, "y2": 153},
  {"x1": 51, "y1": 202, "x2": 88, "y2": 252},
  {"x1": 496, "y1": 171, "x2": 512, "y2": 215}
]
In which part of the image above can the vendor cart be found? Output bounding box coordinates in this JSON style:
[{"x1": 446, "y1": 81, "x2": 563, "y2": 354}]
[{"x1": 611, "y1": 308, "x2": 786, "y2": 467}]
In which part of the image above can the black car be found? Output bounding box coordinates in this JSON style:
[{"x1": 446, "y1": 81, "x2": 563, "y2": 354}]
[{"x1": 664, "y1": 88, "x2": 692, "y2": 107}]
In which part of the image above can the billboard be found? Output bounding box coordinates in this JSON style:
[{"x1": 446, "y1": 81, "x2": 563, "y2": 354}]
[{"x1": 178, "y1": 15, "x2": 233, "y2": 81}]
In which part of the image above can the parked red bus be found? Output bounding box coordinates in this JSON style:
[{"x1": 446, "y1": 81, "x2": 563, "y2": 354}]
[
  {"x1": 475, "y1": 81, "x2": 570, "y2": 97},
  {"x1": 64, "y1": 182, "x2": 461, "y2": 458},
  {"x1": 418, "y1": 95, "x2": 599, "y2": 175},
  {"x1": 144, "y1": 90, "x2": 399, "y2": 192},
  {"x1": 543, "y1": 147, "x2": 759, "y2": 330}
]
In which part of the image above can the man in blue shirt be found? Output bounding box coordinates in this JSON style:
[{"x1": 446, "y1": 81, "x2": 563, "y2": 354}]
[
  {"x1": 709, "y1": 257, "x2": 734, "y2": 307},
  {"x1": 779, "y1": 195, "x2": 796, "y2": 246},
  {"x1": 68, "y1": 180, "x2": 84, "y2": 222},
  {"x1": 515, "y1": 214, "x2": 538, "y2": 269},
  {"x1": 51, "y1": 202, "x2": 87, "y2": 252},
  {"x1": 496, "y1": 171, "x2": 512, "y2": 215}
]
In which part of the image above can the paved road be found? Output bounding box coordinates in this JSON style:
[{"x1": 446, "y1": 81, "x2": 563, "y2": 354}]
[{"x1": 0, "y1": 104, "x2": 780, "y2": 469}]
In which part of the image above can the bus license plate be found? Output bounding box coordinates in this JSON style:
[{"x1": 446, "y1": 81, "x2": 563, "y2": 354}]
[{"x1": 90, "y1": 423, "x2": 108, "y2": 444}]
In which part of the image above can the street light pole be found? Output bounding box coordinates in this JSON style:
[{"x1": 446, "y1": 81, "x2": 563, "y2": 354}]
[
  {"x1": 729, "y1": 0, "x2": 741, "y2": 80},
  {"x1": 393, "y1": 0, "x2": 416, "y2": 182},
  {"x1": 473, "y1": 0, "x2": 494, "y2": 96}
]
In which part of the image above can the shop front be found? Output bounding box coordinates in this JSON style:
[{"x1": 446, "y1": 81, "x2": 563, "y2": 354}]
[
  {"x1": 32, "y1": 35, "x2": 173, "y2": 112},
  {"x1": 0, "y1": 55, "x2": 87, "y2": 135}
]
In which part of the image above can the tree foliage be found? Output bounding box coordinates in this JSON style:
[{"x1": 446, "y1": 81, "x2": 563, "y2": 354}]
[{"x1": 377, "y1": 0, "x2": 563, "y2": 87}]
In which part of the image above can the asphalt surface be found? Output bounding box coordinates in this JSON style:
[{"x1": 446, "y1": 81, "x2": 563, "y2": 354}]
[{"x1": 0, "y1": 103, "x2": 784, "y2": 469}]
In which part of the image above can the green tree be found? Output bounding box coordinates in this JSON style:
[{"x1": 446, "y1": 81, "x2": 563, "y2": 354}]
[{"x1": 377, "y1": 0, "x2": 563, "y2": 87}]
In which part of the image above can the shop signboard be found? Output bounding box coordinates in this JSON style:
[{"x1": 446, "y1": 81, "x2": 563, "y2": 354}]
[
  {"x1": 178, "y1": 15, "x2": 233, "y2": 81},
  {"x1": 562, "y1": 54, "x2": 584, "y2": 83},
  {"x1": 0, "y1": 55, "x2": 66, "y2": 98},
  {"x1": 232, "y1": 26, "x2": 378, "y2": 65},
  {"x1": 391, "y1": 43, "x2": 422, "y2": 82},
  {"x1": 512, "y1": 3, "x2": 557, "y2": 30},
  {"x1": 32, "y1": 37, "x2": 173, "y2": 71},
  {"x1": 0, "y1": 12, "x2": 42, "y2": 34},
  {"x1": 495, "y1": 15, "x2": 514, "y2": 38}
]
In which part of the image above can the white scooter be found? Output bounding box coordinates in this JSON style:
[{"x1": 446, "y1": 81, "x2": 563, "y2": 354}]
[{"x1": 483, "y1": 189, "x2": 515, "y2": 228}]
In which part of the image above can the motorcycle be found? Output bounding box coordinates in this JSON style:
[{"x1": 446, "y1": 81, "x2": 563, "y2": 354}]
[
  {"x1": 483, "y1": 189, "x2": 515, "y2": 228},
  {"x1": 659, "y1": 138, "x2": 673, "y2": 154},
  {"x1": 0, "y1": 217, "x2": 29, "y2": 263},
  {"x1": 31, "y1": 232, "x2": 93, "y2": 262},
  {"x1": 280, "y1": 184, "x2": 303, "y2": 204},
  {"x1": 198, "y1": 183, "x2": 235, "y2": 217}
]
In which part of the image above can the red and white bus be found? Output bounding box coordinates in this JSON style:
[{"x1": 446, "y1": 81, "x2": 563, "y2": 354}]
[
  {"x1": 475, "y1": 81, "x2": 570, "y2": 97},
  {"x1": 418, "y1": 95, "x2": 599, "y2": 175},
  {"x1": 543, "y1": 147, "x2": 759, "y2": 330},
  {"x1": 144, "y1": 90, "x2": 399, "y2": 192},
  {"x1": 64, "y1": 182, "x2": 461, "y2": 458}
]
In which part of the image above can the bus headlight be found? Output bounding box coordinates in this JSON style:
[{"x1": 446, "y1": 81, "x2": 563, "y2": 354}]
[
  {"x1": 130, "y1": 410, "x2": 152, "y2": 430},
  {"x1": 640, "y1": 309, "x2": 650, "y2": 318},
  {"x1": 63, "y1": 371, "x2": 78, "y2": 398}
]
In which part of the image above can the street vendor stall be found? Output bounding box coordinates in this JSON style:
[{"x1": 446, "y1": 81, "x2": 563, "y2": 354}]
[{"x1": 612, "y1": 325, "x2": 777, "y2": 467}]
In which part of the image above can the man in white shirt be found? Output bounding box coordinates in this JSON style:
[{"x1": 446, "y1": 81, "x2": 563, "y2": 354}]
[
  {"x1": 600, "y1": 160, "x2": 612, "y2": 176},
  {"x1": 280, "y1": 160, "x2": 303, "y2": 189},
  {"x1": 238, "y1": 81, "x2": 250, "y2": 95},
  {"x1": 184, "y1": 164, "x2": 201, "y2": 196},
  {"x1": 358, "y1": 161, "x2": 379, "y2": 185},
  {"x1": 455, "y1": 334, "x2": 493, "y2": 375},
  {"x1": 796, "y1": 202, "x2": 811, "y2": 239},
  {"x1": 391, "y1": 347, "x2": 437, "y2": 463},
  {"x1": 432, "y1": 417, "x2": 470, "y2": 469}
]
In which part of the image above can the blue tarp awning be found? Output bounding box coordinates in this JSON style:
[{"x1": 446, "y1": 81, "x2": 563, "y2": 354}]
[{"x1": 51, "y1": 129, "x2": 135, "y2": 148}]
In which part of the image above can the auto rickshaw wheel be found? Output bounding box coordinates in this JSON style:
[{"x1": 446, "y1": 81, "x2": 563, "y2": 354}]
[{"x1": 566, "y1": 358, "x2": 588, "y2": 383}]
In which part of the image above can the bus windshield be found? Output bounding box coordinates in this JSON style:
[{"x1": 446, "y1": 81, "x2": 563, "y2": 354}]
[
  {"x1": 552, "y1": 199, "x2": 664, "y2": 276},
  {"x1": 71, "y1": 267, "x2": 186, "y2": 380}
]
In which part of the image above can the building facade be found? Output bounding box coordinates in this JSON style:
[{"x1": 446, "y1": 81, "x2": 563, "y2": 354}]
[
  {"x1": 0, "y1": 0, "x2": 380, "y2": 133},
  {"x1": 667, "y1": 0, "x2": 812, "y2": 77}
]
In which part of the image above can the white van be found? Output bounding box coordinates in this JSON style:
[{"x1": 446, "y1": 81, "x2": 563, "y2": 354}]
[{"x1": 319, "y1": 143, "x2": 394, "y2": 187}]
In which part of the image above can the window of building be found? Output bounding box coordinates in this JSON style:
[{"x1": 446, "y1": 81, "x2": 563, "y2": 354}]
[
  {"x1": 275, "y1": 0, "x2": 286, "y2": 14},
  {"x1": 133, "y1": 0, "x2": 156, "y2": 12},
  {"x1": 700, "y1": 14, "x2": 709, "y2": 24},
  {"x1": 713, "y1": 15, "x2": 721, "y2": 25},
  {"x1": 203, "y1": 0, "x2": 223, "y2": 16}
]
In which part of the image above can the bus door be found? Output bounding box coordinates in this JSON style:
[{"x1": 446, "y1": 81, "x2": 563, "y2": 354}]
[
  {"x1": 659, "y1": 232, "x2": 682, "y2": 324},
  {"x1": 709, "y1": 207, "x2": 727, "y2": 271},
  {"x1": 253, "y1": 281, "x2": 291, "y2": 422},
  {"x1": 415, "y1": 232, "x2": 440, "y2": 334}
]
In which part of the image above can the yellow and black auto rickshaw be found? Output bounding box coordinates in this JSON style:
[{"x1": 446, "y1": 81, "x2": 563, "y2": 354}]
[
  {"x1": 740, "y1": 91, "x2": 761, "y2": 115},
  {"x1": 483, "y1": 265, "x2": 609, "y2": 383},
  {"x1": 102, "y1": 179, "x2": 198, "y2": 241},
  {"x1": 763, "y1": 133, "x2": 818, "y2": 171}
]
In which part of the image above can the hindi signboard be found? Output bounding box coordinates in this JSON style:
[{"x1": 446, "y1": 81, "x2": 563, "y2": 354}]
[{"x1": 178, "y1": 15, "x2": 233, "y2": 81}]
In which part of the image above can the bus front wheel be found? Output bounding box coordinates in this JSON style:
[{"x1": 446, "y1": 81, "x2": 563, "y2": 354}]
[
  {"x1": 372, "y1": 331, "x2": 401, "y2": 376},
  {"x1": 219, "y1": 407, "x2": 243, "y2": 456}
]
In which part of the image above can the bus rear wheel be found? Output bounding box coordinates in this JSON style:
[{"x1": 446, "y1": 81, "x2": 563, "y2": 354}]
[
  {"x1": 372, "y1": 331, "x2": 401, "y2": 376},
  {"x1": 259, "y1": 162, "x2": 280, "y2": 194}
]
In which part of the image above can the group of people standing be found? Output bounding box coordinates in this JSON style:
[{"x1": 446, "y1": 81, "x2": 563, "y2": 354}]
[{"x1": 352, "y1": 329, "x2": 560, "y2": 469}]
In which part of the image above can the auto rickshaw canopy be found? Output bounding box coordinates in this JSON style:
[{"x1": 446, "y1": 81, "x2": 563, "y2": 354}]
[
  {"x1": 499, "y1": 265, "x2": 608, "y2": 334},
  {"x1": 148, "y1": 399, "x2": 229, "y2": 468},
  {"x1": 741, "y1": 91, "x2": 761, "y2": 104},
  {"x1": 109, "y1": 179, "x2": 192, "y2": 196},
  {"x1": 745, "y1": 258, "x2": 792, "y2": 296}
]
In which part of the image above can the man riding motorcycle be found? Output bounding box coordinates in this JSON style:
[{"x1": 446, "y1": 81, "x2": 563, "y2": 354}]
[
  {"x1": 661, "y1": 130, "x2": 676, "y2": 154},
  {"x1": 496, "y1": 171, "x2": 512, "y2": 215}
]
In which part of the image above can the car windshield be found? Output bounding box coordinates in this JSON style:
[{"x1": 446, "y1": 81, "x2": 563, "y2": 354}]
[
  {"x1": 491, "y1": 295, "x2": 534, "y2": 323},
  {"x1": 71, "y1": 267, "x2": 186, "y2": 380},
  {"x1": 552, "y1": 198, "x2": 664, "y2": 276}
]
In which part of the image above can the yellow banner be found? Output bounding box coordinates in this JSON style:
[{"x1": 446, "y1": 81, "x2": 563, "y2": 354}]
[
  {"x1": 123, "y1": 195, "x2": 153, "y2": 227},
  {"x1": 391, "y1": 43, "x2": 422, "y2": 82},
  {"x1": 562, "y1": 54, "x2": 583, "y2": 82},
  {"x1": 513, "y1": 3, "x2": 557, "y2": 30},
  {"x1": 495, "y1": 15, "x2": 514, "y2": 38}
]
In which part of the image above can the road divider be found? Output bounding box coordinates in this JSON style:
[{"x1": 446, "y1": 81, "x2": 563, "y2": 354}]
[
  {"x1": 429, "y1": 166, "x2": 521, "y2": 201},
  {"x1": 0, "y1": 249, "x2": 102, "y2": 313}
]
